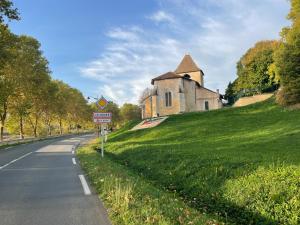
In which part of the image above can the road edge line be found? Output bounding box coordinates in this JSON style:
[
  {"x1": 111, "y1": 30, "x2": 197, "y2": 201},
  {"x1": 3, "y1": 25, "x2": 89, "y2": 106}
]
[
  {"x1": 72, "y1": 158, "x2": 77, "y2": 165},
  {"x1": 78, "y1": 174, "x2": 91, "y2": 195}
]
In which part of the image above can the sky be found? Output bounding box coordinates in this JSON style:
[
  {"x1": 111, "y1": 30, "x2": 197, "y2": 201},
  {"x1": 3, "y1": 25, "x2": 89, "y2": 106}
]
[{"x1": 9, "y1": 0, "x2": 290, "y2": 105}]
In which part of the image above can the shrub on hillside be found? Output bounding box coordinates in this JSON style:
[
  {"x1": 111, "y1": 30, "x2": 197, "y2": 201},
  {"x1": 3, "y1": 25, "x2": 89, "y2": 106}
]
[{"x1": 274, "y1": 0, "x2": 300, "y2": 106}]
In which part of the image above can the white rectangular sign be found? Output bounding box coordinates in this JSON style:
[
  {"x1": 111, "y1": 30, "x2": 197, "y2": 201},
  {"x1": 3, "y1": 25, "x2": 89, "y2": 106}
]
[
  {"x1": 93, "y1": 118, "x2": 111, "y2": 123},
  {"x1": 93, "y1": 112, "x2": 112, "y2": 118},
  {"x1": 93, "y1": 112, "x2": 112, "y2": 124}
]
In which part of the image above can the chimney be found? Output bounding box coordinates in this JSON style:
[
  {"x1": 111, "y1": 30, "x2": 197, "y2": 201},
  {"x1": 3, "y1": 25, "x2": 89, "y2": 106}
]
[{"x1": 216, "y1": 89, "x2": 219, "y2": 94}]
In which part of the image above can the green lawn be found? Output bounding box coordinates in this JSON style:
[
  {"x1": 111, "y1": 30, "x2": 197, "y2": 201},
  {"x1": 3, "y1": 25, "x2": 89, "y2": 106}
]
[{"x1": 78, "y1": 98, "x2": 300, "y2": 225}]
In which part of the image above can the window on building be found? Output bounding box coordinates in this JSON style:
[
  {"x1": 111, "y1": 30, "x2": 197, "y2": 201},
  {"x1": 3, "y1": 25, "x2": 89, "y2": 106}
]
[
  {"x1": 165, "y1": 92, "x2": 172, "y2": 107},
  {"x1": 205, "y1": 101, "x2": 209, "y2": 110}
]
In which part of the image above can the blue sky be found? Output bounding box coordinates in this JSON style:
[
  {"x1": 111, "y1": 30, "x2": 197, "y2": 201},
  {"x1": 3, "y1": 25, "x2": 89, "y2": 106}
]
[{"x1": 9, "y1": 0, "x2": 290, "y2": 105}]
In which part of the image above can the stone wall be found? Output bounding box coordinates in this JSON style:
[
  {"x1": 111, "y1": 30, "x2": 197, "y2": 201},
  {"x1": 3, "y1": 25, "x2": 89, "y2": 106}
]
[
  {"x1": 142, "y1": 96, "x2": 152, "y2": 119},
  {"x1": 178, "y1": 71, "x2": 204, "y2": 86},
  {"x1": 196, "y1": 87, "x2": 222, "y2": 111},
  {"x1": 183, "y1": 79, "x2": 197, "y2": 112},
  {"x1": 233, "y1": 93, "x2": 273, "y2": 107},
  {"x1": 154, "y1": 79, "x2": 182, "y2": 117}
]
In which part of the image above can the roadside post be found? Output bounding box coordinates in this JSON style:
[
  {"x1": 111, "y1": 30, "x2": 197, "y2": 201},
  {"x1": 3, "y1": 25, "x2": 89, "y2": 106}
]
[{"x1": 92, "y1": 96, "x2": 112, "y2": 158}]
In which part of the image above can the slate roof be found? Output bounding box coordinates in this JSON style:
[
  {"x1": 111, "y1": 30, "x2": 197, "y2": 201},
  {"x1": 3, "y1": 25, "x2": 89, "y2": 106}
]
[{"x1": 175, "y1": 54, "x2": 201, "y2": 74}]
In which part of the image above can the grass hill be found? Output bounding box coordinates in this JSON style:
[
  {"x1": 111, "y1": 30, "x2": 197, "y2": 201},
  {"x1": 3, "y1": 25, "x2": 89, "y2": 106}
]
[{"x1": 78, "y1": 98, "x2": 300, "y2": 225}]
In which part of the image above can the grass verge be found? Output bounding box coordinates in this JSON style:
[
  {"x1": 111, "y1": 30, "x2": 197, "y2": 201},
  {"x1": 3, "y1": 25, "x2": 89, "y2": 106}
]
[{"x1": 77, "y1": 139, "x2": 221, "y2": 225}]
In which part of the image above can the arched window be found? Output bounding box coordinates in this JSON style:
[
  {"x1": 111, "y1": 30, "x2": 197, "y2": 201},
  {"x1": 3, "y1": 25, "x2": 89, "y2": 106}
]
[
  {"x1": 183, "y1": 74, "x2": 191, "y2": 79},
  {"x1": 165, "y1": 92, "x2": 172, "y2": 107}
]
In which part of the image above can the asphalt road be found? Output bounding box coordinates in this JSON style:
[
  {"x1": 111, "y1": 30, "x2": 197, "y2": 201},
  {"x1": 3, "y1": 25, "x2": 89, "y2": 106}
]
[{"x1": 0, "y1": 134, "x2": 111, "y2": 225}]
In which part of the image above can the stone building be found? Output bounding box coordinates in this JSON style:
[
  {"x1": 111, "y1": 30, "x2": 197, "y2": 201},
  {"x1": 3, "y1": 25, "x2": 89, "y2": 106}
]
[{"x1": 141, "y1": 54, "x2": 223, "y2": 119}]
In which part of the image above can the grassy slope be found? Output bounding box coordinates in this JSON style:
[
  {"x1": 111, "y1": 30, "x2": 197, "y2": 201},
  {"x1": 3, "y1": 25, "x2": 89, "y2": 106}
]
[
  {"x1": 103, "y1": 98, "x2": 300, "y2": 225},
  {"x1": 78, "y1": 140, "x2": 214, "y2": 225}
]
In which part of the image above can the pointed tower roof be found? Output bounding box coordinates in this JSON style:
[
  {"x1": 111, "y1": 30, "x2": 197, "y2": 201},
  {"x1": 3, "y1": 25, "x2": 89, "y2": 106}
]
[{"x1": 175, "y1": 54, "x2": 201, "y2": 74}]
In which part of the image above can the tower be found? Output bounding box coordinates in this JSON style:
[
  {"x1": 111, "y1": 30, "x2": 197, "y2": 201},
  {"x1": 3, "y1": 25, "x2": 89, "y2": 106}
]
[{"x1": 175, "y1": 54, "x2": 204, "y2": 86}]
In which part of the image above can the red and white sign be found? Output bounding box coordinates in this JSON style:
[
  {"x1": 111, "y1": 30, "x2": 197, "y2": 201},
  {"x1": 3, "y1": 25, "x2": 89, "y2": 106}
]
[{"x1": 93, "y1": 112, "x2": 112, "y2": 124}]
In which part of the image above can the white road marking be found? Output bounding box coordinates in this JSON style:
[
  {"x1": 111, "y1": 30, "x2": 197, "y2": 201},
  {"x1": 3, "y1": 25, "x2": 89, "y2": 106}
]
[
  {"x1": 72, "y1": 158, "x2": 76, "y2": 165},
  {"x1": 78, "y1": 175, "x2": 91, "y2": 195},
  {"x1": 4, "y1": 166, "x2": 73, "y2": 171},
  {"x1": 0, "y1": 152, "x2": 33, "y2": 170}
]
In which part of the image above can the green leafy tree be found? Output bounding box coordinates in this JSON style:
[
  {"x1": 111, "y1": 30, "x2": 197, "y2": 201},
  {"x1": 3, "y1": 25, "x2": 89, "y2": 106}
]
[
  {"x1": 275, "y1": 0, "x2": 300, "y2": 106},
  {"x1": 0, "y1": 24, "x2": 18, "y2": 140},
  {"x1": 234, "y1": 40, "x2": 280, "y2": 95},
  {"x1": 104, "y1": 102, "x2": 121, "y2": 128},
  {"x1": 66, "y1": 88, "x2": 89, "y2": 133},
  {"x1": 53, "y1": 80, "x2": 71, "y2": 134},
  {"x1": 224, "y1": 81, "x2": 236, "y2": 105},
  {"x1": 42, "y1": 81, "x2": 59, "y2": 136},
  {"x1": 0, "y1": 0, "x2": 20, "y2": 23},
  {"x1": 17, "y1": 36, "x2": 52, "y2": 137},
  {"x1": 8, "y1": 35, "x2": 50, "y2": 138},
  {"x1": 0, "y1": 27, "x2": 99, "y2": 139},
  {"x1": 120, "y1": 103, "x2": 141, "y2": 124}
]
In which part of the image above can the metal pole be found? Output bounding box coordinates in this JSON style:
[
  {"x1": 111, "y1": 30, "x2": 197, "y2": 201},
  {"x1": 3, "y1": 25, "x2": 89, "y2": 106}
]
[{"x1": 101, "y1": 124, "x2": 104, "y2": 158}]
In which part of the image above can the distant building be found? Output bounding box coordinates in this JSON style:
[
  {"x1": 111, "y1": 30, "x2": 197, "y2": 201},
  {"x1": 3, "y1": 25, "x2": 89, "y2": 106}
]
[{"x1": 141, "y1": 54, "x2": 223, "y2": 119}]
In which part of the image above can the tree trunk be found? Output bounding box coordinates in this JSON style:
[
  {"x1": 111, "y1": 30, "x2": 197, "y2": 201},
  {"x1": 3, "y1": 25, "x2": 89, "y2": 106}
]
[
  {"x1": 33, "y1": 127, "x2": 37, "y2": 137},
  {"x1": 48, "y1": 122, "x2": 51, "y2": 136},
  {"x1": 33, "y1": 117, "x2": 38, "y2": 137},
  {"x1": 0, "y1": 123, "x2": 4, "y2": 141},
  {"x1": 59, "y1": 119, "x2": 63, "y2": 135},
  {"x1": 0, "y1": 103, "x2": 7, "y2": 141},
  {"x1": 19, "y1": 115, "x2": 24, "y2": 139}
]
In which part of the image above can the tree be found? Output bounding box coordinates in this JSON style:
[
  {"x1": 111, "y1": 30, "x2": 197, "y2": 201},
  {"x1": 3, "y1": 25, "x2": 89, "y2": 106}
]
[
  {"x1": 8, "y1": 35, "x2": 52, "y2": 139},
  {"x1": 275, "y1": 0, "x2": 300, "y2": 106},
  {"x1": 120, "y1": 103, "x2": 141, "y2": 123},
  {"x1": 104, "y1": 102, "x2": 121, "y2": 128},
  {"x1": 9, "y1": 95, "x2": 31, "y2": 139},
  {"x1": 234, "y1": 40, "x2": 280, "y2": 95},
  {"x1": 53, "y1": 80, "x2": 71, "y2": 134},
  {"x1": 0, "y1": 0, "x2": 20, "y2": 23},
  {"x1": 42, "y1": 81, "x2": 59, "y2": 136},
  {"x1": 0, "y1": 24, "x2": 18, "y2": 140},
  {"x1": 224, "y1": 81, "x2": 236, "y2": 105},
  {"x1": 66, "y1": 88, "x2": 89, "y2": 133},
  {"x1": 15, "y1": 36, "x2": 52, "y2": 137},
  {"x1": 138, "y1": 87, "x2": 152, "y2": 105},
  {"x1": 0, "y1": 26, "x2": 94, "y2": 139}
]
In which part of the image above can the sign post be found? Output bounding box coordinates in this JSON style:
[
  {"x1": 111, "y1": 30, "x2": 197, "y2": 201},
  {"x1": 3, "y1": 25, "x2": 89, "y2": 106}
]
[
  {"x1": 101, "y1": 125, "x2": 104, "y2": 157},
  {"x1": 93, "y1": 107, "x2": 112, "y2": 158}
]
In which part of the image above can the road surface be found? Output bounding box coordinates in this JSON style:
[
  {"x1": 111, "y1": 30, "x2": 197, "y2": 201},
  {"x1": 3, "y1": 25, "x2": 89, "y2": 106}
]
[{"x1": 0, "y1": 134, "x2": 111, "y2": 225}]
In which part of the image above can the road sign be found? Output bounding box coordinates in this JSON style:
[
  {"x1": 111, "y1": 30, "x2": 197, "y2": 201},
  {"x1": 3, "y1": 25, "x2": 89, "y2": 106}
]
[
  {"x1": 93, "y1": 112, "x2": 112, "y2": 124},
  {"x1": 97, "y1": 96, "x2": 108, "y2": 110},
  {"x1": 93, "y1": 118, "x2": 111, "y2": 123},
  {"x1": 93, "y1": 112, "x2": 112, "y2": 158}
]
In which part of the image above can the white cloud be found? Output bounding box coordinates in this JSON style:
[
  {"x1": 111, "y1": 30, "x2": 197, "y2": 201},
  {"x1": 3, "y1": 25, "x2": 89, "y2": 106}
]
[
  {"x1": 148, "y1": 10, "x2": 175, "y2": 23},
  {"x1": 80, "y1": 0, "x2": 290, "y2": 105},
  {"x1": 106, "y1": 27, "x2": 141, "y2": 42}
]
